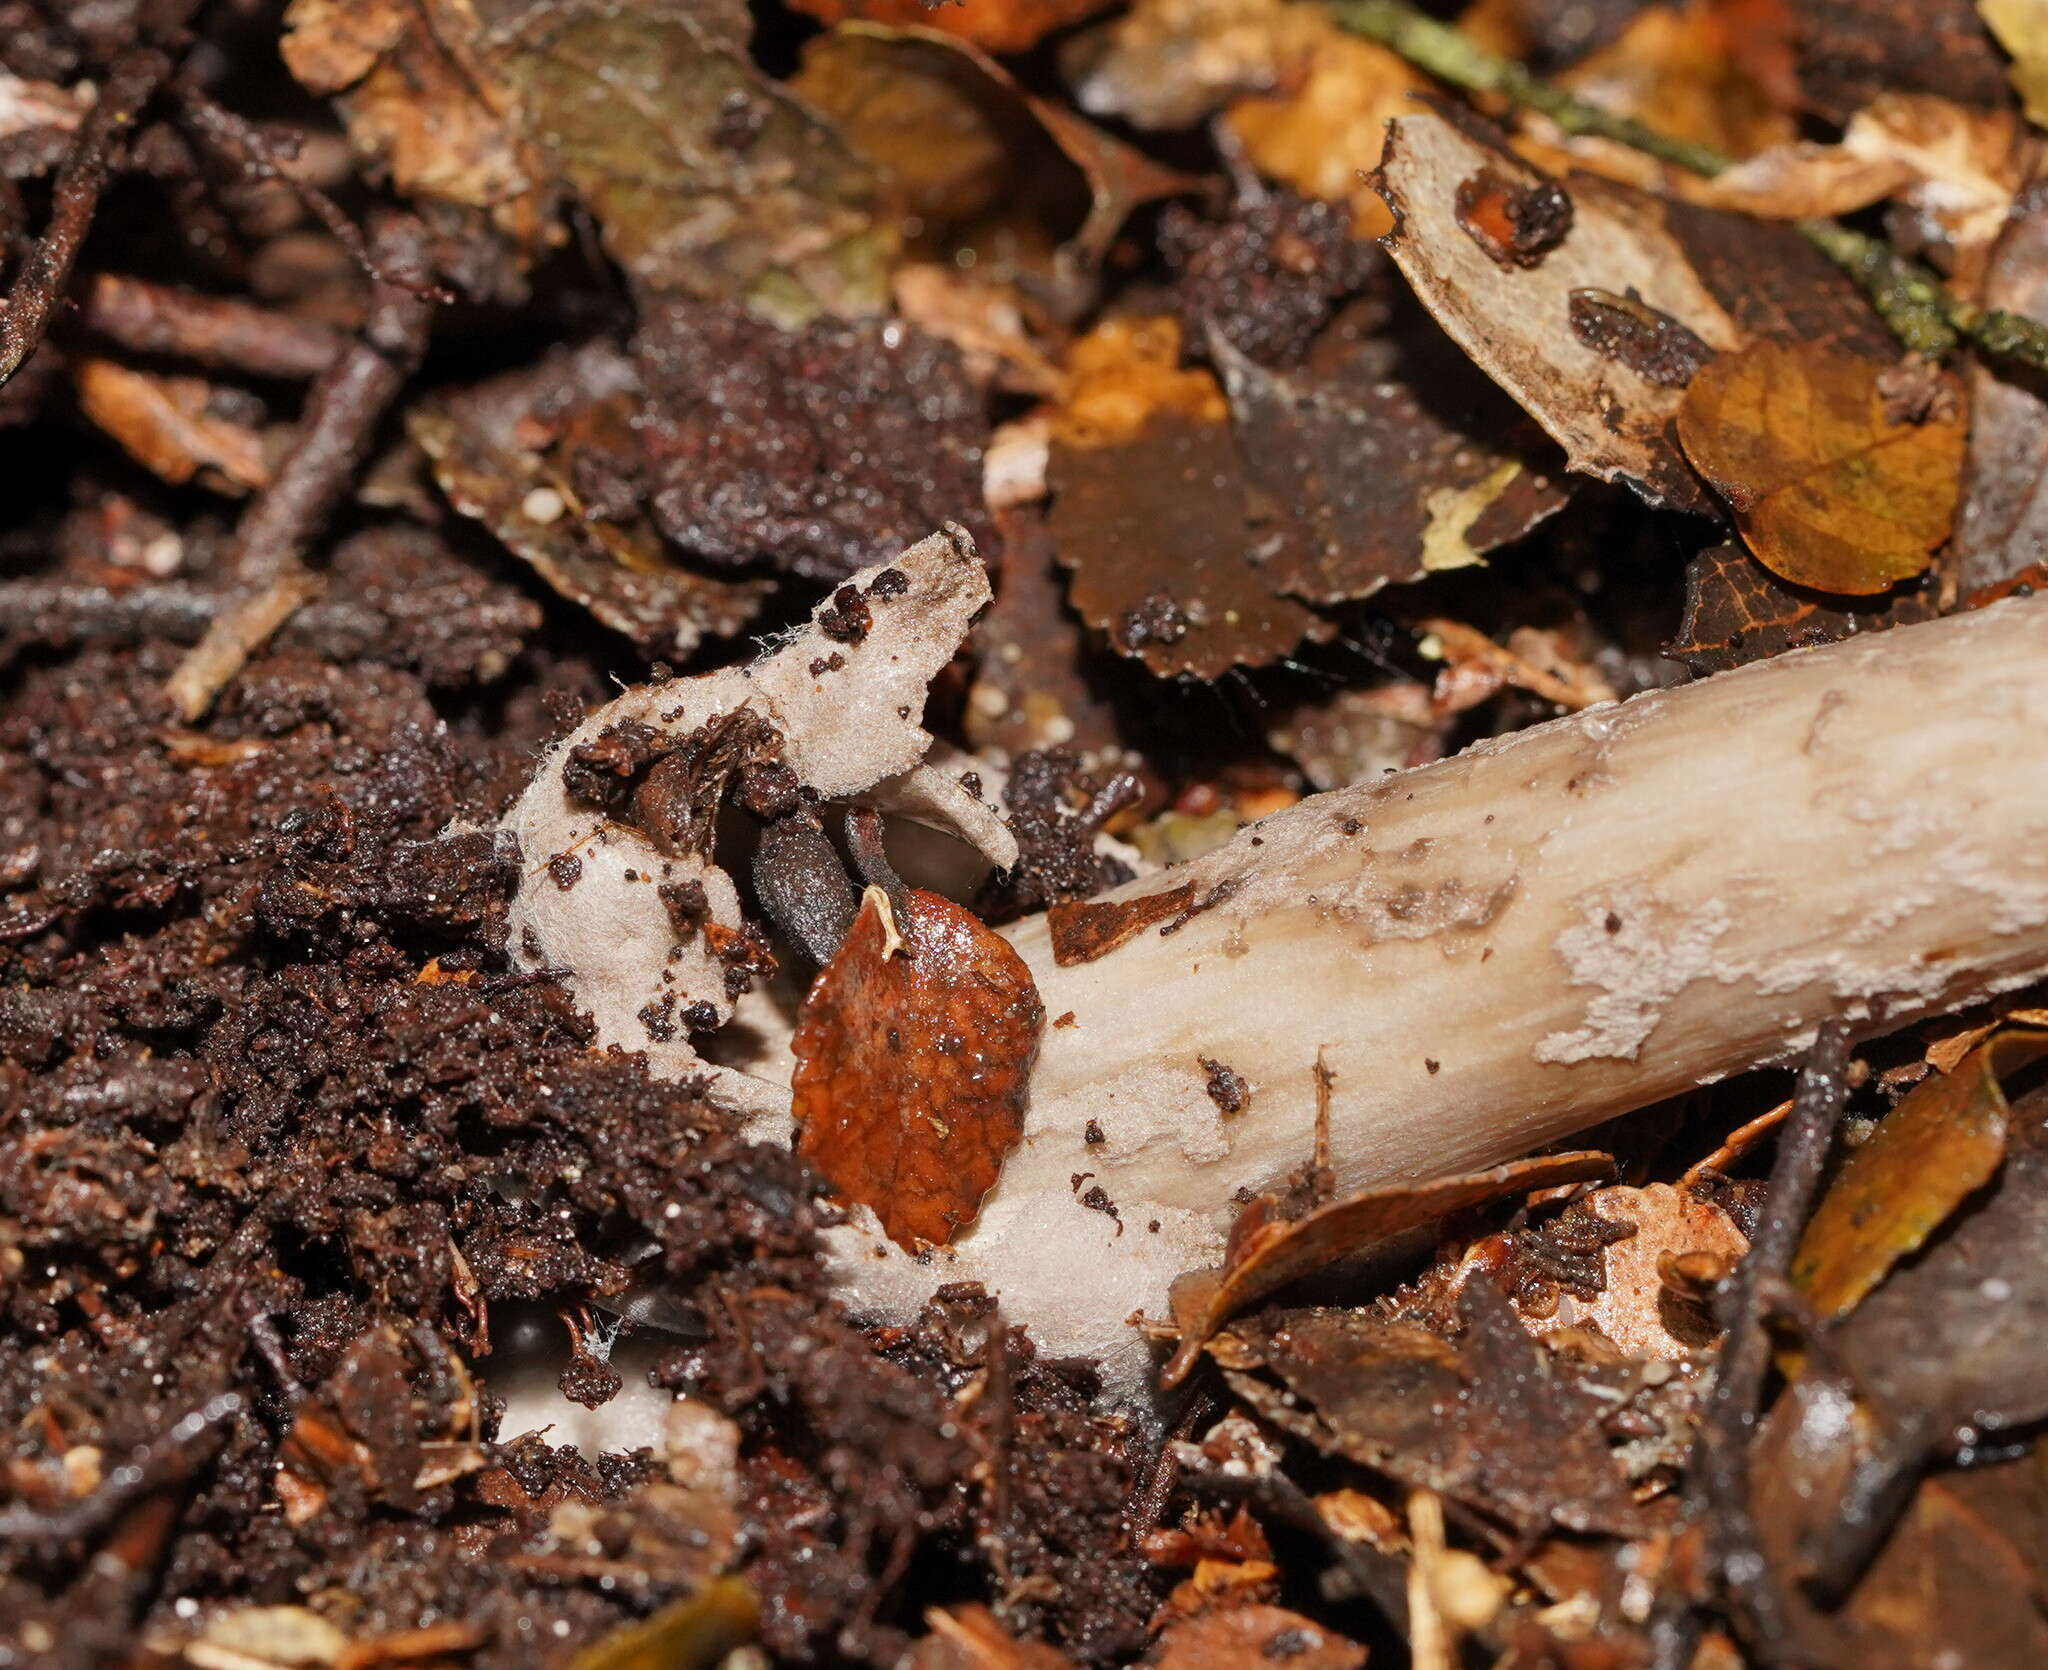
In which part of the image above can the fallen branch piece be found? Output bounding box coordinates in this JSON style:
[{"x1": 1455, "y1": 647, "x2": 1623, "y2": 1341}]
[
  {"x1": 164, "y1": 217, "x2": 436, "y2": 720},
  {"x1": 0, "y1": 47, "x2": 171, "y2": 389}
]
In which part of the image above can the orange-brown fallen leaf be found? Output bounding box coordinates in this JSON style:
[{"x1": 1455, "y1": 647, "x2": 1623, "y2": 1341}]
[
  {"x1": 1047, "y1": 315, "x2": 1227, "y2": 449},
  {"x1": 1418, "y1": 617, "x2": 1619, "y2": 713},
  {"x1": 1160, "y1": 1150, "x2": 1613, "y2": 1387},
  {"x1": 1676, "y1": 339, "x2": 1966, "y2": 595},
  {"x1": 1554, "y1": 1, "x2": 1796, "y2": 176},
  {"x1": 1222, "y1": 25, "x2": 1430, "y2": 238},
  {"x1": 793, "y1": 886, "x2": 1043, "y2": 1251},
  {"x1": 909, "y1": 1605, "x2": 1075, "y2": 1670},
  {"x1": 74, "y1": 357, "x2": 272, "y2": 493},
  {"x1": 1792, "y1": 1026, "x2": 2048, "y2": 1322},
  {"x1": 788, "y1": 0, "x2": 1115, "y2": 55}
]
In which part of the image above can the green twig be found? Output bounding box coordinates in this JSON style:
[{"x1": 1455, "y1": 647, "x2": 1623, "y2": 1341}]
[{"x1": 1330, "y1": 0, "x2": 2048, "y2": 373}]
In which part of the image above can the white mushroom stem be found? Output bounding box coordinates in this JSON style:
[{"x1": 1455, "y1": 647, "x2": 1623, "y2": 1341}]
[
  {"x1": 502, "y1": 552, "x2": 2048, "y2": 1398},
  {"x1": 828, "y1": 593, "x2": 2048, "y2": 1388}
]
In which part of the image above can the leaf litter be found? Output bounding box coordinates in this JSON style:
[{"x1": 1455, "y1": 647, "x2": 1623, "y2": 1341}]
[{"x1": 10, "y1": 0, "x2": 2048, "y2": 1664}]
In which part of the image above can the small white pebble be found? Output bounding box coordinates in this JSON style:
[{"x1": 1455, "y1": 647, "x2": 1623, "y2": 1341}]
[
  {"x1": 1981, "y1": 1276, "x2": 2013, "y2": 1302},
  {"x1": 521, "y1": 486, "x2": 566, "y2": 524}
]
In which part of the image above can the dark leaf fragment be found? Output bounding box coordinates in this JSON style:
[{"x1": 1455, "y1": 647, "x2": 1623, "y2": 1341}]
[
  {"x1": 1161, "y1": 1151, "x2": 1613, "y2": 1387},
  {"x1": 1214, "y1": 306, "x2": 1570, "y2": 603},
  {"x1": 410, "y1": 343, "x2": 767, "y2": 659},
  {"x1": 1250, "y1": 1280, "x2": 1644, "y2": 1537},
  {"x1": 1050, "y1": 408, "x2": 1329, "y2": 678},
  {"x1": 1667, "y1": 541, "x2": 1937, "y2": 675},
  {"x1": 636, "y1": 299, "x2": 989, "y2": 584}
]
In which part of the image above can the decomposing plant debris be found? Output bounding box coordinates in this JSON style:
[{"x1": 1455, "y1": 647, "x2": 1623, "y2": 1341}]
[{"x1": 10, "y1": 0, "x2": 2048, "y2": 1666}]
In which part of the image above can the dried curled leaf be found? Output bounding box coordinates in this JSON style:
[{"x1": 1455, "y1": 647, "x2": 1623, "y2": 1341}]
[
  {"x1": 1160, "y1": 1151, "x2": 1613, "y2": 1388},
  {"x1": 1696, "y1": 92, "x2": 2024, "y2": 264},
  {"x1": 281, "y1": 0, "x2": 551, "y2": 243},
  {"x1": 1677, "y1": 339, "x2": 1967, "y2": 595},
  {"x1": 1375, "y1": 114, "x2": 1742, "y2": 511},
  {"x1": 793, "y1": 887, "x2": 1044, "y2": 1250}
]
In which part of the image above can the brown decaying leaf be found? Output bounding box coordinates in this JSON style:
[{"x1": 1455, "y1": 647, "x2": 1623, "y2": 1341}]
[
  {"x1": 1211, "y1": 306, "x2": 1570, "y2": 605},
  {"x1": 1247, "y1": 1280, "x2": 1644, "y2": 1537},
  {"x1": 1666, "y1": 540, "x2": 1939, "y2": 675},
  {"x1": 494, "y1": 5, "x2": 890, "y2": 323},
  {"x1": 1375, "y1": 114, "x2": 1742, "y2": 512},
  {"x1": 1792, "y1": 1028, "x2": 2048, "y2": 1323},
  {"x1": 1829, "y1": 1112, "x2": 2048, "y2": 1460},
  {"x1": 281, "y1": 0, "x2": 552, "y2": 244},
  {"x1": 1050, "y1": 403, "x2": 1330, "y2": 678},
  {"x1": 793, "y1": 887, "x2": 1044, "y2": 1251},
  {"x1": 1160, "y1": 1151, "x2": 1613, "y2": 1388},
  {"x1": 789, "y1": 0, "x2": 1116, "y2": 55},
  {"x1": 1753, "y1": 1371, "x2": 2048, "y2": 1668},
  {"x1": 1152, "y1": 1604, "x2": 1366, "y2": 1670},
  {"x1": 810, "y1": 22, "x2": 1198, "y2": 279},
  {"x1": 1677, "y1": 339, "x2": 1966, "y2": 595},
  {"x1": 73, "y1": 357, "x2": 272, "y2": 493},
  {"x1": 409, "y1": 343, "x2": 766, "y2": 660}
]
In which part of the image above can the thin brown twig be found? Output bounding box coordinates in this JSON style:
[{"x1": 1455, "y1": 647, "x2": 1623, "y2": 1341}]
[
  {"x1": 1656, "y1": 1019, "x2": 1854, "y2": 1663},
  {"x1": 171, "y1": 87, "x2": 452, "y2": 304},
  {"x1": 164, "y1": 217, "x2": 437, "y2": 721},
  {"x1": 77, "y1": 272, "x2": 344, "y2": 379},
  {"x1": 0, "y1": 47, "x2": 172, "y2": 390}
]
